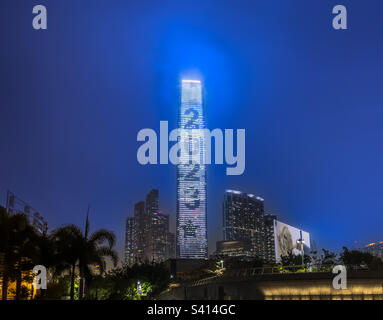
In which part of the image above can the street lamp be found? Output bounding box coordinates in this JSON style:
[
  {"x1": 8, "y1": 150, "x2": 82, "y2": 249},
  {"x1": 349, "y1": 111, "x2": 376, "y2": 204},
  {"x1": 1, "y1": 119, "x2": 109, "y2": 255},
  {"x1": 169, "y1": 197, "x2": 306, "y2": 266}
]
[
  {"x1": 297, "y1": 230, "x2": 305, "y2": 267},
  {"x1": 220, "y1": 260, "x2": 224, "y2": 269}
]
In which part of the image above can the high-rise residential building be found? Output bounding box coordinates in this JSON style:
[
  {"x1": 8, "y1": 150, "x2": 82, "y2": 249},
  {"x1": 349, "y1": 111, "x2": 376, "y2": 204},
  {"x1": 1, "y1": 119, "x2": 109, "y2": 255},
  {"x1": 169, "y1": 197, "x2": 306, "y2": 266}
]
[
  {"x1": 124, "y1": 217, "x2": 136, "y2": 265},
  {"x1": 144, "y1": 189, "x2": 169, "y2": 263},
  {"x1": 263, "y1": 214, "x2": 277, "y2": 263},
  {"x1": 223, "y1": 190, "x2": 265, "y2": 259},
  {"x1": 133, "y1": 201, "x2": 147, "y2": 262},
  {"x1": 146, "y1": 189, "x2": 159, "y2": 216},
  {"x1": 149, "y1": 210, "x2": 169, "y2": 263},
  {"x1": 176, "y1": 80, "x2": 208, "y2": 259},
  {"x1": 126, "y1": 190, "x2": 172, "y2": 264}
]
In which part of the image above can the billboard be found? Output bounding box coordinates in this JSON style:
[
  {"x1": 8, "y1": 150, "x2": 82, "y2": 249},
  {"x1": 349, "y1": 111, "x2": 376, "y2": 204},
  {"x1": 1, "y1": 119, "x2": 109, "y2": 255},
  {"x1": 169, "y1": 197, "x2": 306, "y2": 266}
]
[{"x1": 274, "y1": 220, "x2": 310, "y2": 262}]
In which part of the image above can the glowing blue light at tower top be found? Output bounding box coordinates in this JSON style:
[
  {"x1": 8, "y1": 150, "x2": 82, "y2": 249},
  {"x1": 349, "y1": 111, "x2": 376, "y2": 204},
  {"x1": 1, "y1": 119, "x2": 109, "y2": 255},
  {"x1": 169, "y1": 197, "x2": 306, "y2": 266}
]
[{"x1": 176, "y1": 79, "x2": 208, "y2": 259}]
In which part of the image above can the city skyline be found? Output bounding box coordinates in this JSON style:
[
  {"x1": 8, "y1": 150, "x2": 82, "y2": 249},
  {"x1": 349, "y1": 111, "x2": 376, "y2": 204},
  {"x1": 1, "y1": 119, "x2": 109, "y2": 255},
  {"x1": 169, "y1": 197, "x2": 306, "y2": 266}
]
[{"x1": 124, "y1": 189, "x2": 175, "y2": 264}]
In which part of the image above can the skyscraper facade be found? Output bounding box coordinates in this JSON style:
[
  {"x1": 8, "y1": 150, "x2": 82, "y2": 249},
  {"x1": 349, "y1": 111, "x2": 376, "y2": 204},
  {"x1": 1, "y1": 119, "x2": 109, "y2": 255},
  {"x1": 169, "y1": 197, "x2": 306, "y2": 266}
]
[
  {"x1": 134, "y1": 201, "x2": 147, "y2": 262},
  {"x1": 176, "y1": 80, "x2": 208, "y2": 259},
  {"x1": 263, "y1": 213, "x2": 277, "y2": 263},
  {"x1": 125, "y1": 190, "x2": 172, "y2": 264},
  {"x1": 149, "y1": 210, "x2": 169, "y2": 262},
  {"x1": 124, "y1": 217, "x2": 136, "y2": 265},
  {"x1": 223, "y1": 190, "x2": 265, "y2": 259},
  {"x1": 146, "y1": 189, "x2": 159, "y2": 216}
]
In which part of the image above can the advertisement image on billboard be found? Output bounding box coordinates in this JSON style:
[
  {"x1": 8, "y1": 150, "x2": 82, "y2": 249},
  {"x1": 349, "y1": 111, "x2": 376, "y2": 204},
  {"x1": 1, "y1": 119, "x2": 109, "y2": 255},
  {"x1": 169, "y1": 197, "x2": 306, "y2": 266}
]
[{"x1": 274, "y1": 220, "x2": 310, "y2": 262}]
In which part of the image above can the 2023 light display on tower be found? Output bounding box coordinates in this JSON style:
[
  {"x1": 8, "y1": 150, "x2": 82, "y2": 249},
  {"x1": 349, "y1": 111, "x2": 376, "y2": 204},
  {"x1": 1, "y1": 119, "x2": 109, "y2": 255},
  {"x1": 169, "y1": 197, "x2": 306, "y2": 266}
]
[{"x1": 176, "y1": 80, "x2": 208, "y2": 259}]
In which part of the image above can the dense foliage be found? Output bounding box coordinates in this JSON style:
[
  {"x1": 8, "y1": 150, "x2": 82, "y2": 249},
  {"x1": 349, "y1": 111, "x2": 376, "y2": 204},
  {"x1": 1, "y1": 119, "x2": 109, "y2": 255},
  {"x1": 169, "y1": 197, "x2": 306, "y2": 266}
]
[
  {"x1": 2, "y1": 204, "x2": 383, "y2": 300},
  {"x1": 87, "y1": 263, "x2": 171, "y2": 300}
]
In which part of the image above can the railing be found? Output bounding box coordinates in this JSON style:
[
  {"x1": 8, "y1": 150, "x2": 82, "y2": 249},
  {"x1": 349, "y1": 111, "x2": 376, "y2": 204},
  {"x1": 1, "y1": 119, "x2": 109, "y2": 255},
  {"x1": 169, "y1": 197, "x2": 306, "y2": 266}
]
[
  {"x1": 189, "y1": 264, "x2": 373, "y2": 287},
  {"x1": 191, "y1": 276, "x2": 220, "y2": 287},
  {"x1": 222, "y1": 264, "x2": 371, "y2": 278}
]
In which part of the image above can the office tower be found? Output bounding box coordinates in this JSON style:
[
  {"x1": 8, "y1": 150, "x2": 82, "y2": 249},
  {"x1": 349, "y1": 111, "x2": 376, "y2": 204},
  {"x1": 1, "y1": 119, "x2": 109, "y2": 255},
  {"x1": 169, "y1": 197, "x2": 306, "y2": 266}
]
[
  {"x1": 128, "y1": 190, "x2": 171, "y2": 264},
  {"x1": 144, "y1": 189, "x2": 168, "y2": 263},
  {"x1": 263, "y1": 214, "x2": 277, "y2": 263},
  {"x1": 166, "y1": 232, "x2": 176, "y2": 259},
  {"x1": 176, "y1": 80, "x2": 208, "y2": 259},
  {"x1": 223, "y1": 190, "x2": 265, "y2": 259},
  {"x1": 146, "y1": 189, "x2": 159, "y2": 216},
  {"x1": 149, "y1": 210, "x2": 169, "y2": 263},
  {"x1": 124, "y1": 217, "x2": 136, "y2": 265}
]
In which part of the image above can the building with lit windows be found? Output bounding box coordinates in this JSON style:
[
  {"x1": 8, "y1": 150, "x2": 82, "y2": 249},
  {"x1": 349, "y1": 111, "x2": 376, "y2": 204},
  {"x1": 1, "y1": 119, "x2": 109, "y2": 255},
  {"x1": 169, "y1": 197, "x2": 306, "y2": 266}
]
[
  {"x1": 264, "y1": 214, "x2": 277, "y2": 263},
  {"x1": 125, "y1": 190, "x2": 172, "y2": 264},
  {"x1": 146, "y1": 189, "x2": 159, "y2": 217},
  {"x1": 149, "y1": 210, "x2": 169, "y2": 263},
  {"x1": 223, "y1": 190, "x2": 265, "y2": 260},
  {"x1": 176, "y1": 80, "x2": 208, "y2": 259},
  {"x1": 133, "y1": 201, "x2": 147, "y2": 262},
  {"x1": 145, "y1": 189, "x2": 169, "y2": 262},
  {"x1": 124, "y1": 217, "x2": 136, "y2": 265}
]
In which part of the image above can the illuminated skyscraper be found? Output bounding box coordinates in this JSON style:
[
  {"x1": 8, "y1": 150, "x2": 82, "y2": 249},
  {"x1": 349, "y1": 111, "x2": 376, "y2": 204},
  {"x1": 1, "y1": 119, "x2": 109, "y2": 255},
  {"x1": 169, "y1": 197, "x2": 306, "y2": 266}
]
[
  {"x1": 124, "y1": 217, "x2": 136, "y2": 265},
  {"x1": 176, "y1": 80, "x2": 208, "y2": 259},
  {"x1": 149, "y1": 210, "x2": 169, "y2": 263},
  {"x1": 264, "y1": 213, "x2": 277, "y2": 263},
  {"x1": 134, "y1": 201, "x2": 147, "y2": 262},
  {"x1": 127, "y1": 190, "x2": 171, "y2": 264},
  {"x1": 146, "y1": 189, "x2": 159, "y2": 216}
]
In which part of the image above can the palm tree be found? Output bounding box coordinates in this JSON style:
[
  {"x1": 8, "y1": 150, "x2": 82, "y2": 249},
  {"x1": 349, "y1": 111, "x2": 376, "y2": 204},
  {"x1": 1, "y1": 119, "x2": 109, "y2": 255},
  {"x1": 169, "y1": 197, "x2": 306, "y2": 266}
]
[
  {"x1": 0, "y1": 206, "x2": 39, "y2": 300},
  {"x1": 51, "y1": 218, "x2": 118, "y2": 300}
]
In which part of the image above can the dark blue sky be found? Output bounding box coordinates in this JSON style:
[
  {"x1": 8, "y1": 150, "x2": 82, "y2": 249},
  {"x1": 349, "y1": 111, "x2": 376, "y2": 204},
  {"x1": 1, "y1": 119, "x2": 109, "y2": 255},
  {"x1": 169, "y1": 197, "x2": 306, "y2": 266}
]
[{"x1": 1, "y1": 0, "x2": 382, "y2": 258}]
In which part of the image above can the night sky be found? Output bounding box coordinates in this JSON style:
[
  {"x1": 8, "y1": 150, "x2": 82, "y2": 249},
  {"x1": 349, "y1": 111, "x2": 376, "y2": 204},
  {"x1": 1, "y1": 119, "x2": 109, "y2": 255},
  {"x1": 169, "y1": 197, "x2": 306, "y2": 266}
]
[{"x1": 1, "y1": 0, "x2": 383, "y2": 259}]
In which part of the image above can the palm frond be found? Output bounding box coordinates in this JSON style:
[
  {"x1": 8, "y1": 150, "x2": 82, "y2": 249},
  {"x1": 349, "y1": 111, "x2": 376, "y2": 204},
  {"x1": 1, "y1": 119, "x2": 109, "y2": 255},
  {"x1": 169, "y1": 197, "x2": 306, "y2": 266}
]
[
  {"x1": 51, "y1": 224, "x2": 83, "y2": 239},
  {"x1": 89, "y1": 229, "x2": 116, "y2": 248},
  {"x1": 96, "y1": 246, "x2": 119, "y2": 267}
]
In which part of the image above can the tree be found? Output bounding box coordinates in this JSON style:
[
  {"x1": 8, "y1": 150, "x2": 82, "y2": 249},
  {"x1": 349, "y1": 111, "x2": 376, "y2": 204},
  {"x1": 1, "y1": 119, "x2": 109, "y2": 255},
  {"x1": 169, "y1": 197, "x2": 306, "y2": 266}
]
[
  {"x1": 88, "y1": 262, "x2": 171, "y2": 300},
  {"x1": 341, "y1": 247, "x2": 383, "y2": 271},
  {"x1": 280, "y1": 252, "x2": 311, "y2": 271},
  {"x1": 51, "y1": 223, "x2": 118, "y2": 300},
  {"x1": 0, "y1": 206, "x2": 39, "y2": 300}
]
